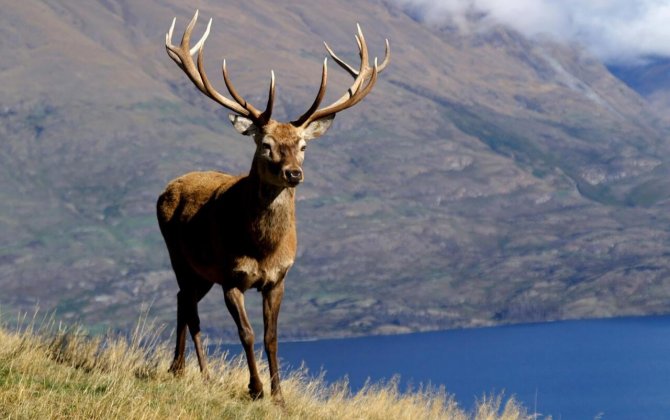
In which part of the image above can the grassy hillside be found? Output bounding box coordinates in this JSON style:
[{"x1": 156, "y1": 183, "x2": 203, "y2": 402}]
[{"x1": 0, "y1": 316, "x2": 530, "y2": 419}]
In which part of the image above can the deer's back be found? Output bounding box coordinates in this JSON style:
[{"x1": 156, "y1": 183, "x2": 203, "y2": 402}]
[
  {"x1": 157, "y1": 170, "x2": 245, "y2": 282},
  {"x1": 157, "y1": 171, "x2": 239, "y2": 229}
]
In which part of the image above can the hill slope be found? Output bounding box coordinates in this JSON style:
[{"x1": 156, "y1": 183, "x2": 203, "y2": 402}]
[
  {"x1": 0, "y1": 320, "x2": 528, "y2": 419},
  {"x1": 1, "y1": 0, "x2": 670, "y2": 339}
]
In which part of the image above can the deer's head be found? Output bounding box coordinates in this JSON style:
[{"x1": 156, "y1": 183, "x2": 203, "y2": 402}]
[{"x1": 165, "y1": 10, "x2": 389, "y2": 188}]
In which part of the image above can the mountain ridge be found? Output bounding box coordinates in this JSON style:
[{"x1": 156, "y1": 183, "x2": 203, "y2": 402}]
[{"x1": 1, "y1": 0, "x2": 669, "y2": 340}]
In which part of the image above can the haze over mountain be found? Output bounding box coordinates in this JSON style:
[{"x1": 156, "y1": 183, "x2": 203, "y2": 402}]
[
  {"x1": 1, "y1": 0, "x2": 669, "y2": 340},
  {"x1": 398, "y1": 1, "x2": 670, "y2": 64}
]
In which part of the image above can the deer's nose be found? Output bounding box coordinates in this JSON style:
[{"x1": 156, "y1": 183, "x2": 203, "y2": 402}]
[{"x1": 284, "y1": 168, "x2": 303, "y2": 183}]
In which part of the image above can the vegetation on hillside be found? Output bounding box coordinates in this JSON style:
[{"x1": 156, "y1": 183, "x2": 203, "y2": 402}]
[
  {"x1": 3, "y1": 0, "x2": 670, "y2": 340},
  {"x1": 1, "y1": 0, "x2": 670, "y2": 342},
  {"x1": 0, "y1": 314, "x2": 532, "y2": 419}
]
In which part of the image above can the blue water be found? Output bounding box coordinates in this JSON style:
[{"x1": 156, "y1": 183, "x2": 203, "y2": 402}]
[{"x1": 221, "y1": 316, "x2": 670, "y2": 419}]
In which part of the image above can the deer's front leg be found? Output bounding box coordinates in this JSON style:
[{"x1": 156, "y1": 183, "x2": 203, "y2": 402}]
[
  {"x1": 263, "y1": 281, "x2": 285, "y2": 405},
  {"x1": 224, "y1": 287, "x2": 264, "y2": 399}
]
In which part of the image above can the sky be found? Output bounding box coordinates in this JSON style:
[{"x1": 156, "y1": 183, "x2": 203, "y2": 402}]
[{"x1": 397, "y1": 0, "x2": 670, "y2": 65}]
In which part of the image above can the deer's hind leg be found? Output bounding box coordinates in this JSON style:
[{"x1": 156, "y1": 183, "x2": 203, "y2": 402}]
[{"x1": 169, "y1": 264, "x2": 213, "y2": 378}]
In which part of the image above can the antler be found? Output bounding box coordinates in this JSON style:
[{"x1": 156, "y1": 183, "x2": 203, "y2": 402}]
[
  {"x1": 292, "y1": 24, "x2": 390, "y2": 127},
  {"x1": 165, "y1": 10, "x2": 275, "y2": 122}
]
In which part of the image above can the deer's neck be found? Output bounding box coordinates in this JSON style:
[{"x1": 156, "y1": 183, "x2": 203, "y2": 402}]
[{"x1": 245, "y1": 166, "x2": 296, "y2": 252}]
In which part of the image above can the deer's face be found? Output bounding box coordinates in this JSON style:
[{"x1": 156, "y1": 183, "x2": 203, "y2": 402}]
[
  {"x1": 255, "y1": 122, "x2": 306, "y2": 188},
  {"x1": 229, "y1": 115, "x2": 334, "y2": 188}
]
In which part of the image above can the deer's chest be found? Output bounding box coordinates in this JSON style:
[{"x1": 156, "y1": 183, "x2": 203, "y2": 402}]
[{"x1": 230, "y1": 254, "x2": 294, "y2": 291}]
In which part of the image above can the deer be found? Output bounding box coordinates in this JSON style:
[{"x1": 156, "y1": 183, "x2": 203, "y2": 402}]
[{"x1": 157, "y1": 10, "x2": 389, "y2": 404}]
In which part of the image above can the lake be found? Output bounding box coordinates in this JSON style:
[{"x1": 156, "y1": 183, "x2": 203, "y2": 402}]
[{"x1": 221, "y1": 316, "x2": 670, "y2": 419}]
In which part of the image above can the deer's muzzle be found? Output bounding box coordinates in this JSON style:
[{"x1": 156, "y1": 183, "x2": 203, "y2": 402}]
[{"x1": 283, "y1": 168, "x2": 303, "y2": 186}]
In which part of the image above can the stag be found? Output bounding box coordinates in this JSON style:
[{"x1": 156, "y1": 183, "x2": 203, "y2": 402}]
[{"x1": 157, "y1": 10, "x2": 389, "y2": 403}]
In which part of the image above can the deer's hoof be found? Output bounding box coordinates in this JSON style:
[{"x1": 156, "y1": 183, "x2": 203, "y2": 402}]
[
  {"x1": 249, "y1": 383, "x2": 265, "y2": 400},
  {"x1": 168, "y1": 360, "x2": 185, "y2": 377},
  {"x1": 272, "y1": 392, "x2": 286, "y2": 408}
]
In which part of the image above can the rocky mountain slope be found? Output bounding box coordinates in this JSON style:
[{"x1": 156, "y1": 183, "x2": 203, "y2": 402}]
[{"x1": 1, "y1": 0, "x2": 669, "y2": 340}]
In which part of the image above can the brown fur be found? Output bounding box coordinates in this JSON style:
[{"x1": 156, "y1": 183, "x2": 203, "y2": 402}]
[
  {"x1": 157, "y1": 122, "x2": 316, "y2": 404},
  {"x1": 160, "y1": 12, "x2": 387, "y2": 405}
]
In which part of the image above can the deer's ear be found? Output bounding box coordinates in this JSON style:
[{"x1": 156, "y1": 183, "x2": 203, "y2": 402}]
[
  {"x1": 229, "y1": 114, "x2": 259, "y2": 136},
  {"x1": 303, "y1": 115, "x2": 335, "y2": 141}
]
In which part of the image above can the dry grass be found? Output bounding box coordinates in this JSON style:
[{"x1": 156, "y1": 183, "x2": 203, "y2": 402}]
[{"x1": 0, "y1": 313, "x2": 534, "y2": 420}]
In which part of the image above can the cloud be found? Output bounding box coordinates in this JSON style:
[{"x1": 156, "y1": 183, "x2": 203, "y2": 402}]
[{"x1": 397, "y1": 0, "x2": 670, "y2": 64}]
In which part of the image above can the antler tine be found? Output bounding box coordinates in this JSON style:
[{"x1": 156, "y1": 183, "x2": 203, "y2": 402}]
[
  {"x1": 196, "y1": 44, "x2": 247, "y2": 116},
  {"x1": 292, "y1": 24, "x2": 388, "y2": 127},
  {"x1": 292, "y1": 58, "x2": 329, "y2": 126},
  {"x1": 357, "y1": 24, "x2": 369, "y2": 67},
  {"x1": 181, "y1": 9, "x2": 199, "y2": 52},
  {"x1": 349, "y1": 57, "x2": 379, "y2": 107},
  {"x1": 332, "y1": 58, "x2": 378, "y2": 112},
  {"x1": 222, "y1": 60, "x2": 262, "y2": 119},
  {"x1": 165, "y1": 11, "x2": 274, "y2": 121},
  {"x1": 166, "y1": 18, "x2": 181, "y2": 64},
  {"x1": 190, "y1": 16, "x2": 211, "y2": 56},
  {"x1": 323, "y1": 30, "x2": 390, "y2": 78},
  {"x1": 261, "y1": 70, "x2": 276, "y2": 121},
  {"x1": 315, "y1": 57, "x2": 378, "y2": 122},
  {"x1": 324, "y1": 41, "x2": 357, "y2": 77},
  {"x1": 379, "y1": 38, "x2": 391, "y2": 71}
]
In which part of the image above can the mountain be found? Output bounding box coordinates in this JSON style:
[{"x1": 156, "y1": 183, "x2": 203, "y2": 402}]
[
  {"x1": 610, "y1": 58, "x2": 670, "y2": 96},
  {"x1": 1, "y1": 0, "x2": 669, "y2": 340},
  {"x1": 609, "y1": 57, "x2": 670, "y2": 122}
]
